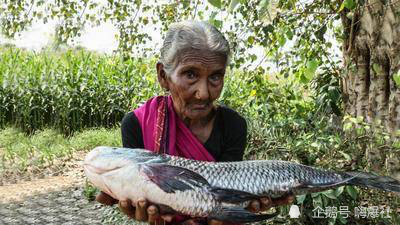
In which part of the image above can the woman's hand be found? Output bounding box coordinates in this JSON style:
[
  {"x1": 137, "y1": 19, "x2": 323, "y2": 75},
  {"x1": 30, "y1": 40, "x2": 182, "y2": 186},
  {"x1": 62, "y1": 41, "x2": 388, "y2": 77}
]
[
  {"x1": 96, "y1": 191, "x2": 173, "y2": 224},
  {"x1": 206, "y1": 195, "x2": 295, "y2": 225},
  {"x1": 247, "y1": 195, "x2": 295, "y2": 212},
  {"x1": 97, "y1": 191, "x2": 294, "y2": 225}
]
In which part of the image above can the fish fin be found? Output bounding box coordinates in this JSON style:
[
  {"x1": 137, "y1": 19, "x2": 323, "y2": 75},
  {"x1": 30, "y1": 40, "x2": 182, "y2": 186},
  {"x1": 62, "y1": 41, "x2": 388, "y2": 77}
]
[
  {"x1": 209, "y1": 187, "x2": 262, "y2": 203},
  {"x1": 209, "y1": 207, "x2": 278, "y2": 223},
  {"x1": 140, "y1": 164, "x2": 209, "y2": 193},
  {"x1": 345, "y1": 171, "x2": 400, "y2": 193}
]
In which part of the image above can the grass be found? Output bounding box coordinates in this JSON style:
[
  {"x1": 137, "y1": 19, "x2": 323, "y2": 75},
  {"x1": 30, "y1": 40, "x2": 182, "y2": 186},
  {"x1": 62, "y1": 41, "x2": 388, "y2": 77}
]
[{"x1": 0, "y1": 126, "x2": 121, "y2": 173}]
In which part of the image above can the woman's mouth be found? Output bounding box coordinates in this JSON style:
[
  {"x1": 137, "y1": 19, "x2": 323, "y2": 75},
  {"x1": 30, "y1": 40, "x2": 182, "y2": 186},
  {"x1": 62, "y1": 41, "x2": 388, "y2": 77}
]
[{"x1": 191, "y1": 103, "x2": 210, "y2": 110}]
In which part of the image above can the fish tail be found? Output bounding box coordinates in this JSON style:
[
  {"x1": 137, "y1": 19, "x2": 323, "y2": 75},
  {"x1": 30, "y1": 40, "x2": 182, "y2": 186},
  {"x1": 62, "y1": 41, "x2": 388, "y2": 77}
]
[{"x1": 345, "y1": 172, "x2": 400, "y2": 193}]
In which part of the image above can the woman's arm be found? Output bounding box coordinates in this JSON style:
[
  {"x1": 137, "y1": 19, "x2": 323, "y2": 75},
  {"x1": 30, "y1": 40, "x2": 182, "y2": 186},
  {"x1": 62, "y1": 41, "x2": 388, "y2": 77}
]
[{"x1": 121, "y1": 111, "x2": 144, "y2": 149}]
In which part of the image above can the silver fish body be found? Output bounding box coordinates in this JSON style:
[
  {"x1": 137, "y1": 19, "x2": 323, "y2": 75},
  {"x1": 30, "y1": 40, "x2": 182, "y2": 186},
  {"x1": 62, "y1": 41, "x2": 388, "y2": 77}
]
[{"x1": 83, "y1": 146, "x2": 400, "y2": 223}]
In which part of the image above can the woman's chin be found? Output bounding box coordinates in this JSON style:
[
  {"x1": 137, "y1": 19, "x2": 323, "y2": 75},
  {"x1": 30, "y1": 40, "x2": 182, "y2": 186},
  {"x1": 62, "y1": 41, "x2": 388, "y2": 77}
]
[{"x1": 186, "y1": 109, "x2": 212, "y2": 121}]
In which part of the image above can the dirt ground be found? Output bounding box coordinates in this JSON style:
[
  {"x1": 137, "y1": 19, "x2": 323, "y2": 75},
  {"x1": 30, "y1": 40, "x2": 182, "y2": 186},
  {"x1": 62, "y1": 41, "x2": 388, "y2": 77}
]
[{"x1": 0, "y1": 152, "x2": 106, "y2": 225}]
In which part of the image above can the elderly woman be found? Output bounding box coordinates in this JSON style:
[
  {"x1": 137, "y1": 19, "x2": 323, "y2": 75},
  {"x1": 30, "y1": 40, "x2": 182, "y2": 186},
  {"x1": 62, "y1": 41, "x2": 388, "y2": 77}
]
[{"x1": 96, "y1": 21, "x2": 293, "y2": 224}]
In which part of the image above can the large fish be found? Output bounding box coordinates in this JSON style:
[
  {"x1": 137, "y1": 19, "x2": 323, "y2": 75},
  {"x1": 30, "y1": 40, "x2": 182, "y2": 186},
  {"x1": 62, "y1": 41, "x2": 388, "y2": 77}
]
[{"x1": 83, "y1": 146, "x2": 400, "y2": 223}]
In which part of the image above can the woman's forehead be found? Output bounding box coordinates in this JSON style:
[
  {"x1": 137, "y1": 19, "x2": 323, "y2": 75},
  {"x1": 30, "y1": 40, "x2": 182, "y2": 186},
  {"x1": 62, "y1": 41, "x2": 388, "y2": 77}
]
[{"x1": 176, "y1": 49, "x2": 227, "y2": 68}]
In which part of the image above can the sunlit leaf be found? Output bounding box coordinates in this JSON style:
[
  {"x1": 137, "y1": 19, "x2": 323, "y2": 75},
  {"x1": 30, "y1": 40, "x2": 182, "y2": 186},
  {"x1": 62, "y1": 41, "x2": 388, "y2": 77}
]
[
  {"x1": 335, "y1": 186, "x2": 345, "y2": 196},
  {"x1": 339, "y1": 0, "x2": 356, "y2": 12},
  {"x1": 247, "y1": 36, "x2": 255, "y2": 45},
  {"x1": 394, "y1": 71, "x2": 400, "y2": 88},
  {"x1": 304, "y1": 59, "x2": 319, "y2": 81},
  {"x1": 208, "y1": 0, "x2": 222, "y2": 9}
]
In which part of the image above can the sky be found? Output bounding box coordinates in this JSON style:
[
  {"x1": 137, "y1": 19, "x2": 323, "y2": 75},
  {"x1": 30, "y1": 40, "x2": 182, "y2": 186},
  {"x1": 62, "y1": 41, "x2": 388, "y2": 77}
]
[{"x1": 0, "y1": 19, "x2": 120, "y2": 54}]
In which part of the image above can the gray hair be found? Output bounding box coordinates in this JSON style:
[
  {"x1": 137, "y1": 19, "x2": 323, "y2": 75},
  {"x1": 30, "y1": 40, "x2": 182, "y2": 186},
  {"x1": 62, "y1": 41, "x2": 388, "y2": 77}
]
[{"x1": 159, "y1": 21, "x2": 230, "y2": 74}]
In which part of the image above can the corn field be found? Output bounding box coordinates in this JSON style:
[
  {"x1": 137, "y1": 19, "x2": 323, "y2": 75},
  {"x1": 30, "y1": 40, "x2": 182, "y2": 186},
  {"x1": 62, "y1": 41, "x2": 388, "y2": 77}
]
[{"x1": 0, "y1": 47, "x2": 162, "y2": 135}]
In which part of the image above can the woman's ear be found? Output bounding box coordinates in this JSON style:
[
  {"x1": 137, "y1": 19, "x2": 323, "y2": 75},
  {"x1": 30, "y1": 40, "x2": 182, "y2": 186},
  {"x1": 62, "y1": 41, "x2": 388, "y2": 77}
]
[{"x1": 156, "y1": 62, "x2": 169, "y2": 90}]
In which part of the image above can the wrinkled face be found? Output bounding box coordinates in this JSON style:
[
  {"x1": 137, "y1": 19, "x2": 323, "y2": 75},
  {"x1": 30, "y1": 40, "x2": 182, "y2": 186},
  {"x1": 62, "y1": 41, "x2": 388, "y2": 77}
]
[{"x1": 158, "y1": 50, "x2": 227, "y2": 121}]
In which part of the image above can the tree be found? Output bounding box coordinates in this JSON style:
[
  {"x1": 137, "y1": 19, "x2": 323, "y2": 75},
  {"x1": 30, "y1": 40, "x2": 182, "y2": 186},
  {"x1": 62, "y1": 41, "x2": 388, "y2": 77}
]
[
  {"x1": 341, "y1": 0, "x2": 400, "y2": 133},
  {"x1": 1, "y1": 0, "x2": 399, "y2": 134}
]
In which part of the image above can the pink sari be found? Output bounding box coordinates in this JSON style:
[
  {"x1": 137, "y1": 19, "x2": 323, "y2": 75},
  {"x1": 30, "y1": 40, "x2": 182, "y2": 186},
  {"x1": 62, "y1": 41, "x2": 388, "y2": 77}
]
[{"x1": 134, "y1": 95, "x2": 215, "y2": 161}]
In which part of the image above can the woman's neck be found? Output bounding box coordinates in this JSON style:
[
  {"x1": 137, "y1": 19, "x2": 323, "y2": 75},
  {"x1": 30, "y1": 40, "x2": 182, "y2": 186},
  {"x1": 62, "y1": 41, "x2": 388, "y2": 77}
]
[{"x1": 182, "y1": 107, "x2": 216, "y2": 129}]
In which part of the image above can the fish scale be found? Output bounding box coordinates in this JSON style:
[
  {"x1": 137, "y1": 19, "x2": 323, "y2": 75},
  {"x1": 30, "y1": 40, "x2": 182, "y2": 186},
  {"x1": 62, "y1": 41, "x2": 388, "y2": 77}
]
[
  {"x1": 167, "y1": 157, "x2": 344, "y2": 196},
  {"x1": 84, "y1": 147, "x2": 400, "y2": 223}
]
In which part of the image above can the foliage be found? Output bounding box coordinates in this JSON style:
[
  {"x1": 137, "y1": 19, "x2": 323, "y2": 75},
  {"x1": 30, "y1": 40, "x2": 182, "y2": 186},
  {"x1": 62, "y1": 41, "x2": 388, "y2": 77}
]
[
  {"x1": 0, "y1": 0, "x2": 344, "y2": 70},
  {"x1": 83, "y1": 180, "x2": 98, "y2": 201},
  {"x1": 247, "y1": 117, "x2": 399, "y2": 224}
]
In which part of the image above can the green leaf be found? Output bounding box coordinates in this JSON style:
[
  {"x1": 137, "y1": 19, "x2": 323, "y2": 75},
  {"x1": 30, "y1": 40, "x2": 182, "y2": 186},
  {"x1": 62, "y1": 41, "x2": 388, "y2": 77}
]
[
  {"x1": 339, "y1": 0, "x2": 356, "y2": 12},
  {"x1": 296, "y1": 194, "x2": 307, "y2": 204},
  {"x1": 304, "y1": 59, "x2": 319, "y2": 81},
  {"x1": 337, "y1": 213, "x2": 347, "y2": 224},
  {"x1": 259, "y1": 0, "x2": 270, "y2": 11},
  {"x1": 346, "y1": 186, "x2": 358, "y2": 200},
  {"x1": 278, "y1": 35, "x2": 286, "y2": 46},
  {"x1": 344, "y1": 0, "x2": 356, "y2": 10},
  {"x1": 208, "y1": 0, "x2": 222, "y2": 9},
  {"x1": 247, "y1": 36, "x2": 255, "y2": 45},
  {"x1": 286, "y1": 29, "x2": 294, "y2": 40},
  {"x1": 258, "y1": 0, "x2": 270, "y2": 19},
  {"x1": 210, "y1": 19, "x2": 222, "y2": 29},
  {"x1": 312, "y1": 195, "x2": 323, "y2": 208},
  {"x1": 335, "y1": 186, "x2": 345, "y2": 197},
  {"x1": 372, "y1": 63, "x2": 382, "y2": 74},
  {"x1": 394, "y1": 71, "x2": 400, "y2": 88},
  {"x1": 322, "y1": 189, "x2": 337, "y2": 199}
]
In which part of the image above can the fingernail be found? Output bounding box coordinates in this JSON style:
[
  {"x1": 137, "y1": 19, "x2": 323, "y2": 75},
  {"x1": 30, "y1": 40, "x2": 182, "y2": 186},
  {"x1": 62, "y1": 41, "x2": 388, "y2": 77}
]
[
  {"x1": 120, "y1": 200, "x2": 128, "y2": 208},
  {"x1": 138, "y1": 200, "x2": 147, "y2": 207},
  {"x1": 251, "y1": 201, "x2": 261, "y2": 211},
  {"x1": 161, "y1": 215, "x2": 173, "y2": 222},
  {"x1": 260, "y1": 197, "x2": 271, "y2": 205},
  {"x1": 148, "y1": 206, "x2": 158, "y2": 215}
]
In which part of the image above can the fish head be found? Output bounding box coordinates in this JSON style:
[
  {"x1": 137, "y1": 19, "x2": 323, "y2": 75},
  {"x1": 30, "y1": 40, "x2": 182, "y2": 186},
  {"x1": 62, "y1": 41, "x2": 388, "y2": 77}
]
[{"x1": 83, "y1": 146, "x2": 161, "y2": 199}]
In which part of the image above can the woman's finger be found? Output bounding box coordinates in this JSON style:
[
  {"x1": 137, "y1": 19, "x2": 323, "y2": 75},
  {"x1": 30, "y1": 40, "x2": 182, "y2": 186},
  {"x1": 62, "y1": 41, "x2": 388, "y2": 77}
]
[
  {"x1": 271, "y1": 195, "x2": 295, "y2": 207},
  {"x1": 247, "y1": 200, "x2": 261, "y2": 212},
  {"x1": 95, "y1": 191, "x2": 118, "y2": 206},
  {"x1": 135, "y1": 198, "x2": 148, "y2": 221},
  {"x1": 147, "y1": 205, "x2": 161, "y2": 224},
  {"x1": 260, "y1": 197, "x2": 272, "y2": 210},
  {"x1": 207, "y1": 219, "x2": 224, "y2": 225},
  {"x1": 118, "y1": 199, "x2": 136, "y2": 218},
  {"x1": 160, "y1": 214, "x2": 174, "y2": 222}
]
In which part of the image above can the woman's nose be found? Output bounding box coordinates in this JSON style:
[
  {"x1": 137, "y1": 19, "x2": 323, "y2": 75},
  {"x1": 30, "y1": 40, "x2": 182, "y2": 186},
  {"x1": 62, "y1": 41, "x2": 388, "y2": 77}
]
[{"x1": 195, "y1": 80, "x2": 210, "y2": 100}]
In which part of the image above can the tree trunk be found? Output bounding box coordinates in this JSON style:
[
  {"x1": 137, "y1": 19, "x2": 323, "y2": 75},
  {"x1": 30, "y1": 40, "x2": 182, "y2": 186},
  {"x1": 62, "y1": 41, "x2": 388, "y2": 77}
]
[{"x1": 341, "y1": 0, "x2": 400, "y2": 134}]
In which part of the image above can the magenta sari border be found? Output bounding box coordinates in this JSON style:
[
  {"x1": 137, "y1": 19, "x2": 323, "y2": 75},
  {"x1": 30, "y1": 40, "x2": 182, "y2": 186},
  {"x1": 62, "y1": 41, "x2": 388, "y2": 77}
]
[{"x1": 133, "y1": 95, "x2": 215, "y2": 162}]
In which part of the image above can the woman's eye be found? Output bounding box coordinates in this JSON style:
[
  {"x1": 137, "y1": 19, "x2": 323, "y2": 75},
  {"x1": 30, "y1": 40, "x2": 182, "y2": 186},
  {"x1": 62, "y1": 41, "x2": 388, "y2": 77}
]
[
  {"x1": 184, "y1": 71, "x2": 196, "y2": 79},
  {"x1": 209, "y1": 74, "x2": 223, "y2": 82}
]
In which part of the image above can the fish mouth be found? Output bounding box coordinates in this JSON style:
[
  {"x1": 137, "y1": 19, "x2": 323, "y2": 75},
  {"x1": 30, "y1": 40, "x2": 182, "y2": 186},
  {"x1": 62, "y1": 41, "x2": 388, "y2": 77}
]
[
  {"x1": 83, "y1": 164, "x2": 117, "y2": 199},
  {"x1": 83, "y1": 164, "x2": 124, "y2": 175}
]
